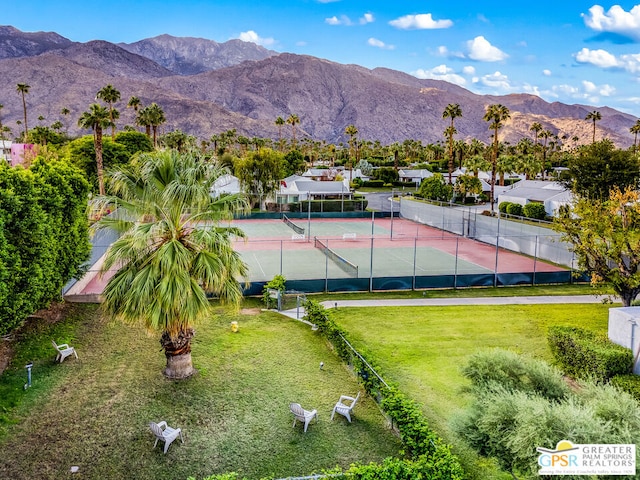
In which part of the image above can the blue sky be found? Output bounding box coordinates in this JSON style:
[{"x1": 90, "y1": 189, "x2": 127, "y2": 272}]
[{"x1": 5, "y1": 1, "x2": 640, "y2": 117}]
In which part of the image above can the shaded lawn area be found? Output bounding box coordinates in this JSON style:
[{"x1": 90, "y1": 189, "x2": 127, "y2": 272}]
[
  {"x1": 332, "y1": 303, "x2": 614, "y2": 478},
  {"x1": 0, "y1": 304, "x2": 401, "y2": 480}
]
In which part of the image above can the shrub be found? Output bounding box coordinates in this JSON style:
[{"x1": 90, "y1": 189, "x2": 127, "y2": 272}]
[
  {"x1": 498, "y1": 201, "x2": 512, "y2": 213},
  {"x1": 522, "y1": 202, "x2": 546, "y2": 220},
  {"x1": 610, "y1": 374, "x2": 640, "y2": 402},
  {"x1": 506, "y1": 203, "x2": 523, "y2": 216},
  {"x1": 362, "y1": 179, "x2": 385, "y2": 188},
  {"x1": 262, "y1": 274, "x2": 286, "y2": 309},
  {"x1": 548, "y1": 326, "x2": 633, "y2": 382}
]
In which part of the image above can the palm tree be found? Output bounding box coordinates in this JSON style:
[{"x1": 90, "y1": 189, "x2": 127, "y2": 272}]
[
  {"x1": 464, "y1": 154, "x2": 490, "y2": 177},
  {"x1": 0, "y1": 103, "x2": 3, "y2": 139},
  {"x1": 529, "y1": 122, "x2": 543, "y2": 145},
  {"x1": 96, "y1": 84, "x2": 121, "y2": 141},
  {"x1": 16, "y1": 83, "x2": 30, "y2": 140},
  {"x1": 137, "y1": 104, "x2": 165, "y2": 147},
  {"x1": 78, "y1": 103, "x2": 111, "y2": 195},
  {"x1": 585, "y1": 110, "x2": 601, "y2": 143},
  {"x1": 483, "y1": 104, "x2": 510, "y2": 212},
  {"x1": 127, "y1": 96, "x2": 142, "y2": 131},
  {"x1": 344, "y1": 124, "x2": 358, "y2": 182},
  {"x1": 61, "y1": 107, "x2": 71, "y2": 134},
  {"x1": 442, "y1": 103, "x2": 462, "y2": 184},
  {"x1": 630, "y1": 120, "x2": 640, "y2": 153},
  {"x1": 286, "y1": 114, "x2": 300, "y2": 148},
  {"x1": 90, "y1": 150, "x2": 249, "y2": 379},
  {"x1": 275, "y1": 116, "x2": 285, "y2": 150}
]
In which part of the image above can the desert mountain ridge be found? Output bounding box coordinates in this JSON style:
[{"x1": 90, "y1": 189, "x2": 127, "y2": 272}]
[{"x1": 0, "y1": 25, "x2": 636, "y2": 148}]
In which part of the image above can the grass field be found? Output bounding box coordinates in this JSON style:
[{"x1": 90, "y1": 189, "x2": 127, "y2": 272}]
[
  {"x1": 0, "y1": 304, "x2": 401, "y2": 480},
  {"x1": 331, "y1": 301, "x2": 615, "y2": 479}
]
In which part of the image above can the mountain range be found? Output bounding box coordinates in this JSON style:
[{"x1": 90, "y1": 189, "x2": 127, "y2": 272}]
[{"x1": 0, "y1": 25, "x2": 637, "y2": 148}]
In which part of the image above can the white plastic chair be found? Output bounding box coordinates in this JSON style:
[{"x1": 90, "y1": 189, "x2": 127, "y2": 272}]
[
  {"x1": 51, "y1": 340, "x2": 78, "y2": 363},
  {"x1": 150, "y1": 421, "x2": 184, "y2": 454},
  {"x1": 289, "y1": 402, "x2": 318, "y2": 432},
  {"x1": 331, "y1": 392, "x2": 360, "y2": 423}
]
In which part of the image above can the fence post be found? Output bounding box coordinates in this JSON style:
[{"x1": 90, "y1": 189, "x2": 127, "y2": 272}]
[
  {"x1": 412, "y1": 236, "x2": 417, "y2": 290},
  {"x1": 369, "y1": 237, "x2": 374, "y2": 292},
  {"x1": 533, "y1": 235, "x2": 538, "y2": 286},
  {"x1": 280, "y1": 240, "x2": 283, "y2": 275},
  {"x1": 454, "y1": 237, "x2": 459, "y2": 289}
]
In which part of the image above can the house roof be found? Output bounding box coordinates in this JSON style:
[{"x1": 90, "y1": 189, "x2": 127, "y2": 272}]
[{"x1": 499, "y1": 180, "x2": 568, "y2": 202}]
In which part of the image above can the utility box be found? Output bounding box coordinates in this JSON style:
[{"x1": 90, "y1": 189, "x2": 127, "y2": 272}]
[{"x1": 608, "y1": 307, "x2": 640, "y2": 374}]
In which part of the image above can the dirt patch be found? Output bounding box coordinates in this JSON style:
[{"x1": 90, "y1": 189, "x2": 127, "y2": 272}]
[
  {"x1": 240, "y1": 308, "x2": 261, "y2": 315},
  {"x1": 0, "y1": 340, "x2": 13, "y2": 376}
]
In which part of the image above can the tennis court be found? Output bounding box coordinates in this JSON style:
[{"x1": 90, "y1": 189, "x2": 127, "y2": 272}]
[{"x1": 231, "y1": 216, "x2": 571, "y2": 294}]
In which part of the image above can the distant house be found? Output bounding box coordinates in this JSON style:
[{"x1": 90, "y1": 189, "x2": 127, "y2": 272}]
[
  {"x1": 497, "y1": 180, "x2": 572, "y2": 216},
  {"x1": 0, "y1": 140, "x2": 11, "y2": 163},
  {"x1": 398, "y1": 169, "x2": 433, "y2": 185},
  {"x1": 210, "y1": 174, "x2": 241, "y2": 197},
  {"x1": 277, "y1": 177, "x2": 352, "y2": 204}
]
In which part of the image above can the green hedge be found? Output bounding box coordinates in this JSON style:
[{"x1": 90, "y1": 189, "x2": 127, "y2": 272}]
[
  {"x1": 362, "y1": 179, "x2": 385, "y2": 188},
  {"x1": 289, "y1": 199, "x2": 368, "y2": 212},
  {"x1": 302, "y1": 299, "x2": 464, "y2": 478},
  {"x1": 548, "y1": 326, "x2": 633, "y2": 382},
  {"x1": 523, "y1": 202, "x2": 547, "y2": 220},
  {"x1": 610, "y1": 374, "x2": 640, "y2": 401},
  {"x1": 506, "y1": 203, "x2": 523, "y2": 216}
]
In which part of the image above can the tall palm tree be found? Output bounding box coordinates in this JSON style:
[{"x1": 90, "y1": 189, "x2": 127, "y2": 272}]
[
  {"x1": 90, "y1": 150, "x2": 249, "y2": 379},
  {"x1": 275, "y1": 116, "x2": 285, "y2": 150},
  {"x1": 286, "y1": 114, "x2": 300, "y2": 149},
  {"x1": 483, "y1": 104, "x2": 510, "y2": 212},
  {"x1": 16, "y1": 83, "x2": 30, "y2": 140},
  {"x1": 0, "y1": 103, "x2": 3, "y2": 139},
  {"x1": 630, "y1": 120, "x2": 640, "y2": 153},
  {"x1": 345, "y1": 124, "x2": 358, "y2": 181},
  {"x1": 96, "y1": 84, "x2": 121, "y2": 141},
  {"x1": 442, "y1": 103, "x2": 462, "y2": 184},
  {"x1": 137, "y1": 106, "x2": 153, "y2": 137},
  {"x1": 78, "y1": 103, "x2": 111, "y2": 195},
  {"x1": 147, "y1": 103, "x2": 166, "y2": 148},
  {"x1": 585, "y1": 110, "x2": 601, "y2": 143},
  {"x1": 529, "y1": 122, "x2": 543, "y2": 145},
  {"x1": 127, "y1": 96, "x2": 142, "y2": 131},
  {"x1": 60, "y1": 107, "x2": 71, "y2": 135}
]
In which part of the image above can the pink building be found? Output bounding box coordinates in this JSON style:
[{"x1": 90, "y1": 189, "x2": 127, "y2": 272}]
[{"x1": 10, "y1": 143, "x2": 35, "y2": 167}]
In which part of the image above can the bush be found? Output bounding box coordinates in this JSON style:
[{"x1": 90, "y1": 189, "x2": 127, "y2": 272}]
[
  {"x1": 498, "y1": 201, "x2": 512, "y2": 213},
  {"x1": 362, "y1": 179, "x2": 385, "y2": 188},
  {"x1": 506, "y1": 203, "x2": 523, "y2": 216},
  {"x1": 548, "y1": 326, "x2": 633, "y2": 382},
  {"x1": 262, "y1": 274, "x2": 286, "y2": 309},
  {"x1": 610, "y1": 374, "x2": 640, "y2": 402},
  {"x1": 522, "y1": 202, "x2": 546, "y2": 220}
]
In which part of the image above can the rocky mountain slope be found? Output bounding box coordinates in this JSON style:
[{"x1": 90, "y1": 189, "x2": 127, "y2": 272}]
[{"x1": 0, "y1": 26, "x2": 636, "y2": 147}]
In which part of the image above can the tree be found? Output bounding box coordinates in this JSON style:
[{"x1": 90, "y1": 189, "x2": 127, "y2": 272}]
[
  {"x1": 96, "y1": 84, "x2": 121, "y2": 141},
  {"x1": 114, "y1": 130, "x2": 153, "y2": 156},
  {"x1": 235, "y1": 148, "x2": 284, "y2": 209},
  {"x1": 630, "y1": 119, "x2": 640, "y2": 153},
  {"x1": 553, "y1": 187, "x2": 640, "y2": 306},
  {"x1": 565, "y1": 140, "x2": 640, "y2": 201},
  {"x1": 443, "y1": 104, "x2": 462, "y2": 185},
  {"x1": 78, "y1": 103, "x2": 112, "y2": 195},
  {"x1": 146, "y1": 103, "x2": 166, "y2": 148},
  {"x1": 464, "y1": 154, "x2": 490, "y2": 177},
  {"x1": 345, "y1": 124, "x2": 358, "y2": 181},
  {"x1": 454, "y1": 174, "x2": 483, "y2": 203},
  {"x1": 91, "y1": 150, "x2": 249, "y2": 378},
  {"x1": 283, "y1": 149, "x2": 305, "y2": 177},
  {"x1": 418, "y1": 173, "x2": 453, "y2": 202},
  {"x1": 585, "y1": 110, "x2": 601, "y2": 144},
  {"x1": 60, "y1": 107, "x2": 71, "y2": 134},
  {"x1": 275, "y1": 116, "x2": 285, "y2": 150},
  {"x1": 483, "y1": 104, "x2": 510, "y2": 212},
  {"x1": 286, "y1": 114, "x2": 300, "y2": 148},
  {"x1": 16, "y1": 83, "x2": 30, "y2": 140}
]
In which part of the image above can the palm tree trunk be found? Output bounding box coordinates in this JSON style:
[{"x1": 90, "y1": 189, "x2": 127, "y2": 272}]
[
  {"x1": 95, "y1": 127, "x2": 105, "y2": 196},
  {"x1": 160, "y1": 328, "x2": 196, "y2": 379}
]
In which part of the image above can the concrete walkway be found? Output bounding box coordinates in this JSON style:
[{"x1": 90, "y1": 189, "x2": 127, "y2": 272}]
[{"x1": 279, "y1": 295, "x2": 607, "y2": 321}]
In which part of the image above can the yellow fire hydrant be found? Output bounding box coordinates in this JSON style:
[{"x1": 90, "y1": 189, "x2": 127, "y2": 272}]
[{"x1": 231, "y1": 321, "x2": 239, "y2": 333}]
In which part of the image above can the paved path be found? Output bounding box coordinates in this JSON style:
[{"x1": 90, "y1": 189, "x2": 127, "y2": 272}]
[{"x1": 279, "y1": 295, "x2": 606, "y2": 321}]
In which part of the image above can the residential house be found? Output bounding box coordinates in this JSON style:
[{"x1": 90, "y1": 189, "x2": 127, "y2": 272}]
[{"x1": 497, "y1": 180, "x2": 572, "y2": 216}]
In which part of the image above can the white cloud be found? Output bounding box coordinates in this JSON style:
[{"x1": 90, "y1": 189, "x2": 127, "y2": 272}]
[
  {"x1": 543, "y1": 69, "x2": 552, "y2": 76},
  {"x1": 583, "y1": 4, "x2": 640, "y2": 40},
  {"x1": 389, "y1": 13, "x2": 453, "y2": 30},
  {"x1": 466, "y1": 36, "x2": 508, "y2": 62},
  {"x1": 436, "y1": 46, "x2": 449, "y2": 56},
  {"x1": 368, "y1": 38, "x2": 395, "y2": 50},
  {"x1": 547, "y1": 80, "x2": 615, "y2": 103},
  {"x1": 575, "y1": 47, "x2": 640, "y2": 73},
  {"x1": 479, "y1": 71, "x2": 512, "y2": 90},
  {"x1": 412, "y1": 64, "x2": 467, "y2": 86},
  {"x1": 463, "y1": 65, "x2": 476, "y2": 75},
  {"x1": 360, "y1": 13, "x2": 374, "y2": 24},
  {"x1": 325, "y1": 12, "x2": 374, "y2": 26},
  {"x1": 575, "y1": 47, "x2": 619, "y2": 68},
  {"x1": 238, "y1": 30, "x2": 275, "y2": 47}
]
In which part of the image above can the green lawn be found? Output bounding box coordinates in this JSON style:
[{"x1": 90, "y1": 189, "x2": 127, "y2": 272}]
[
  {"x1": 0, "y1": 304, "x2": 401, "y2": 480},
  {"x1": 331, "y1": 302, "x2": 614, "y2": 478}
]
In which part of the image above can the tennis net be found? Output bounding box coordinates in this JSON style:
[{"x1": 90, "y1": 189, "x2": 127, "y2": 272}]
[
  {"x1": 314, "y1": 237, "x2": 358, "y2": 277},
  {"x1": 283, "y1": 214, "x2": 305, "y2": 235}
]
